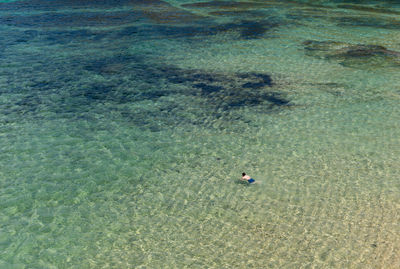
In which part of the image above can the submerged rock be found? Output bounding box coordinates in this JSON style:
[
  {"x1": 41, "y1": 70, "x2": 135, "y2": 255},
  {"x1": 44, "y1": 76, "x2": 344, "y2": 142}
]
[
  {"x1": 303, "y1": 40, "x2": 349, "y2": 58},
  {"x1": 330, "y1": 45, "x2": 400, "y2": 58},
  {"x1": 330, "y1": 45, "x2": 400, "y2": 68},
  {"x1": 303, "y1": 40, "x2": 400, "y2": 68}
]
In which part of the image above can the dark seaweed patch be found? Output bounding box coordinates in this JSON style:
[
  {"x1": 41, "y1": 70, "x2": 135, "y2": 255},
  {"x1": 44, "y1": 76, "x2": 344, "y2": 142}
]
[
  {"x1": 242, "y1": 82, "x2": 267, "y2": 89},
  {"x1": 47, "y1": 29, "x2": 107, "y2": 42},
  {"x1": 84, "y1": 55, "x2": 143, "y2": 74},
  {"x1": 193, "y1": 83, "x2": 224, "y2": 94},
  {"x1": 337, "y1": 4, "x2": 400, "y2": 15},
  {"x1": 0, "y1": 11, "x2": 144, "y2": 28},
  {"x1": 83, "y1": 84, "x2": 114, "y2": 101},
  {"x1": 335, "y1": 16, "x2": 400, "y2": 29},
  {"x1": 208, "y1": 10, "x2": 268, "y2": 18},
  {"x1": 0, "y1": 27, "x2": 109, "y2": 48},
  {"x1": 3, "y1": 49, "x2": 290, "y2": 130},
  {"x1": 118, "y1": 20, "x2": 278, "y2": 40},
  {"x1": 181, "y1": 1, "x2": 268, "y2": 9},
  {"x1": 15, "y1": 30, "x2": 39, "y2": 42},
  {"x1": 239, "y1": 73, "x2": 273, "y2": 87},
  {"x1": 236, "y1": 20, "x2": 270, "y2": 39},
  {"x1": 137, "y1": 90, "x2": 167, "y2": 100},
  {"x1": 265, "y1": 94, "x2": 290, "y2": 106},
  {"x1": 15, "y1": 95, "x2": 42, "y2": 107},
  {"x1": 81, "y1": 53, "x2": 289, "y2": 112},
  {"x1": 2, "y1": 30, "x2": 40, "y2": 47},
  {"x1": 118, "y1": 26, "x2": 139, "y2": 37},
  {"x1": 190, "y1": 73, "x2": 216, "y2": 83},
  {"x1": 162, "y1": 67, "x2": 222, "y2": 85},
  {"x1": 0, "y1": 0, "x2": 167, "y2": 11},
  {"x1": 217, "y1": 20, "x2": 280, "y2": 39},
  {"x1": 0, "y1": 0, "x2": 202, "y2": 28},
  {"x1": 162, "y1": 69, "x2": 288, "y2": 110},
  {"x1": 77, "y1": 81, "x2": 169, "y2": 105},
  {"x1": 117, "y1": 13, "x2": 283, "y2": 40},
  {"x1": 137, "y1": 25, "x2": 219, "y2": 39},
  {"x1": 116, "y1": 22, "x2": 226, "y2": 40}
]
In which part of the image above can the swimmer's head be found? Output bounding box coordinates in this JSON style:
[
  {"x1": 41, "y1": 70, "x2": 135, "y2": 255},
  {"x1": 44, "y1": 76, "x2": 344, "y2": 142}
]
[{"x1": 242, "y1": 172, "x2": 246, "y2": 176}]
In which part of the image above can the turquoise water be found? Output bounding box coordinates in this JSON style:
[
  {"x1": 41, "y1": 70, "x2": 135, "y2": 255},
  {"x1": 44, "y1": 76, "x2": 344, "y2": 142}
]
[{"x1": 1, "y1": 0, "x2": 400, "y2": 268}]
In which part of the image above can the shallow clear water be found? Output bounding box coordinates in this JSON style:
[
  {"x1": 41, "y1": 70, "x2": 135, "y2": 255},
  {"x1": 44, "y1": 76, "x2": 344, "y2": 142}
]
[{"x1": 0, "y1": 0, "x2": 399, "y2": 268}]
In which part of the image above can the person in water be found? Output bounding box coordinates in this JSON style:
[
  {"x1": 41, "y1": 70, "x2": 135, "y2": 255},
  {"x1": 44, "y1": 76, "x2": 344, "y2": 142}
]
[{"x1": 241, "y1": 172, "x2": 255, "y2": 184}]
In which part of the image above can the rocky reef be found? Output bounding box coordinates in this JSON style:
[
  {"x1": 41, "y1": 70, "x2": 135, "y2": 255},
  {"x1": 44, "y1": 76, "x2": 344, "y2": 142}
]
[{"x1": 303, "y1": 40, "x2": 400, "y2": 68}]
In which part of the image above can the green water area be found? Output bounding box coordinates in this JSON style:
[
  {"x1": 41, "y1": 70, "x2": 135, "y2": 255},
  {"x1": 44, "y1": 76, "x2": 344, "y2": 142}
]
[{"x1": 0, "y1": 0, "x2": 399, "y2": 268}]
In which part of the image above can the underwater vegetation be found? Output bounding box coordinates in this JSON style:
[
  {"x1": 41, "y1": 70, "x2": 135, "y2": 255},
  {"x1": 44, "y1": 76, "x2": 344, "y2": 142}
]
[
  {"x1": 224, "y1": 20, "x2": 279, "y2": 39},
  {"x1": 0, "y1": 0, "x2": 288, "y2": 40},
  {"x1": 115, "y1": 19, "x2": 281, "y2": 40},
  {"x1": 0, "y1": 0, "x2": 203, "y2": 26},
  {"x1": 1, "y1": 44, "x2": 291, "y2": 131},
  {"x1": 0, "y1": 0, "x2": 299, "y2": 132},
  {"x1": 83, "y1": 53, "x2": 288, "y2": 109},
  {"x1": 336, "y1": 4, "x2": 400, "y2": 15},
  {"x1": 303, "y1": 40, "x2": 400, "y2": 68},
  {"x1": 207, "y1": 9, "x2": 267, "y2": 18},
  {"x1": 181, "y1": 1, "x2": 271, "y2": 9},
  {"x1": 335, "y1": 16, "x2": 400, "y2": 30},
  {"x1": 288, "y1": 0, "x2": 400, "y2": 6},
  {"x1": 264, "y1": 1, "x2": 400, "y2": 29},
  {"x1": 0, "y1": 0, "x2": 181, "y2": 10},
  {"x1": 81, "y1": 55, "x2": 291, "y2": 130},
  {"x1": 164, "y1": 68, "x2": 286, "y2": 108},
  {"x1": 0, "y1": 11, "x2": 145, "y2": 28}
]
